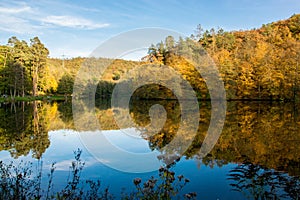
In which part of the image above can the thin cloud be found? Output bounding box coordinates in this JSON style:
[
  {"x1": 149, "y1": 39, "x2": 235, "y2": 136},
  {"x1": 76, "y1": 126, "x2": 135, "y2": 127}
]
[
  {"x1": 0, "y1": 3, "x2": 37, "y2": 34},
  {"x1": 0, "y1": 15, "x2": 37, "y2": 34},
  {"x1": 0, "y1": 5, "x2": 31, "y2": 14},
  {"x1": 42, "y1": 15, "x2": 109, "y2": 30}
]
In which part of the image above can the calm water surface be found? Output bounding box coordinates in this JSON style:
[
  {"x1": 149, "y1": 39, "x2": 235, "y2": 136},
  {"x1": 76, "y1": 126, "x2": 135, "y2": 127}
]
[{"x1": 0, "y1": 100, "x2": 299, "y2": 199}]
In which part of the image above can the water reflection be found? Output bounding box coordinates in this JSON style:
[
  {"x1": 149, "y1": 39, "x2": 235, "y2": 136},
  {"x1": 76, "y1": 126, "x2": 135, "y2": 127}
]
[
  {"x1": 0, "y1": 101, "x2": 50, "y2": 158},
  {"x1": 130, "y1": 100, "x2": 300, "y2": 177},
  {"x1": 0, "y1": 100, "x2": 299, "y2": 197},
  {"x1": 228, "y1": 162, "x2": 300, "y2": 199},
  {"x1": 1, "y1": 100, "x2": 300, "y2": 173}
]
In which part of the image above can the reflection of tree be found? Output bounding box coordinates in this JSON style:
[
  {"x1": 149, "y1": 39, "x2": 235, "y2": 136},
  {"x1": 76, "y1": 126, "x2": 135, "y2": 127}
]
[
  {"x1": 31, "y1": 101, "x2": 50, "y2": 159},
  {"x1": 228, "y1": 162, "x2": 300, "y2": 200},
  {"x1": 58, "y1": 100, "x2": 73, "y2": 124},
  {"x1": 0, "y1": 102, "x2": 50, "y2": 159},
  {"x1": 130, "y1": 96, "x2": 205, "y2": 165},
  {"x1": 130, "y1": 97, "x2": 181, "y2": 150},
  {"x1": 10, "y1": 97, "x2": 296, "y2": 179},
  {"x1": 0, "y1": 102, "x2": 32, "y2": 157},
  {"x1": 282, "y1": 175, "x2": 300, "y2": 200},
  {"x1": 191, "y1": 101, "x2": 300, "y2": 176},
  {"x1": 129, "y1": 99, "x2": 300, "y2": 176}
]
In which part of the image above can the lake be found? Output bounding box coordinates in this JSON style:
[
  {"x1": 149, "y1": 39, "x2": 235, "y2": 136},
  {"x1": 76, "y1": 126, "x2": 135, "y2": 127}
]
[{"x1": 0, "y1": 99, "x2": 299, "y2": 199}]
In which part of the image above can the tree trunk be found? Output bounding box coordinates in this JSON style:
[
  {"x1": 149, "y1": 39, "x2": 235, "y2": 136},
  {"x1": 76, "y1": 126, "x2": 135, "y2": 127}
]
[
  {"x1": 3, "y1": 52, "x2": 7, "y2": 68},
  {"x1": 21, "y1": 67, "x2": 25, "y2": 97},
  {"x1": 33, "y1": 64, "x2": 38, "y2": 96}
]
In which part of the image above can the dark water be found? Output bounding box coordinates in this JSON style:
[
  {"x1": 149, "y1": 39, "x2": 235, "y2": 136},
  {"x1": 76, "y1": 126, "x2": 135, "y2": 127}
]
[{"x1": 0, "y1": 100, "x2": 299, "y2": 199}]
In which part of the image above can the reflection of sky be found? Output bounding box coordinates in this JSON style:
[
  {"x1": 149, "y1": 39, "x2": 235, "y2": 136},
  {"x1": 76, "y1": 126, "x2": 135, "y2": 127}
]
[
  {"x1": 0, "y1": 129, "x2": 244, "y2": 199},
  {"x1": 101, "y1": 128, "x2": 153, "y2": 153},
  {"x1": 44, "y1": 128, "x2": 155, "y2": 168},
  {"x1": 42, "y1": 129, "x2": 158, "y2": 172},
  {"x1": 77, "y1": 128, "x2": 162, "y2": 173}
]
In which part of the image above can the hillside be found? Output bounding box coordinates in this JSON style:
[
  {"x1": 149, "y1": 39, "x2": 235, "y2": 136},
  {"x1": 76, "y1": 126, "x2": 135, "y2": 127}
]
[{"x1": 146, "y1": 14, "x2": 300, "y2": 100}]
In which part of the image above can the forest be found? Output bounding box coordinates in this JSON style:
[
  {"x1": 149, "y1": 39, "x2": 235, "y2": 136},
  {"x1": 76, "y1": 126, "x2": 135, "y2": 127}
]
[
  {"x1": 146, "y1": 14, "x2": 300, "y2": 100},
  {"x1": 0, "y1": 14, "x2": 299, "y2": 100}
]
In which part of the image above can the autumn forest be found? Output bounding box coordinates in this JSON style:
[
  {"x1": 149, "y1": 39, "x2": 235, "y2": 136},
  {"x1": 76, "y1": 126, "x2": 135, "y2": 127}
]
[{"x1": 0, "y1": 14, "x2": 299, "y2": 101}]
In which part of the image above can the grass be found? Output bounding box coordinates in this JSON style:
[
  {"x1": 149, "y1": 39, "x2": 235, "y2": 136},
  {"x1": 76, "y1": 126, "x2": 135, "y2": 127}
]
[{"x1": 0, "y1": 95, "x2": 68, "y2": 102}]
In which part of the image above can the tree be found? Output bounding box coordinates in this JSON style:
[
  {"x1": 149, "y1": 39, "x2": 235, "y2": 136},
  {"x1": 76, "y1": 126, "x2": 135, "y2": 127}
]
[
  {"x1": 30, "y1": 37, "x2": 49, "y2": 96},
  {"x1": 194, "y1": 24, "x2": 204, "y2": 41},
  {"x1": 165, "y1": 36, "x2": 175, "y2": 52},
  {"x1": 1, "y1": 37, "x2": 32, "y2": 97},
  {"x1": 14, "y1": 40, "x2": 31, "y2": 97},
  {"x1": 57, "y1": 73, "x2": 74, "y2": 95},
  {"x1": 38, "y1": 65, "x2": 58, "y2": 94}
]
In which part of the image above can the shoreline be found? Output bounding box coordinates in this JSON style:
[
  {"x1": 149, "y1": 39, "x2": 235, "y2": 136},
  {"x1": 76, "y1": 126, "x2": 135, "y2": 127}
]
[
  {"x1": 0, "y1": 95, "x2": 298, "y2": 103},
  {"x1": 0, "y1": 95, "x2": 68, "y2": 102}
]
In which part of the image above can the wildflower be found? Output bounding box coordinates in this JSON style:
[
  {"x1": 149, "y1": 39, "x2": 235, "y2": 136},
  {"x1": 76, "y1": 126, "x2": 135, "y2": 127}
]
[{"x1": 133, "y1": 178, "x2": 141, "y2": 185}]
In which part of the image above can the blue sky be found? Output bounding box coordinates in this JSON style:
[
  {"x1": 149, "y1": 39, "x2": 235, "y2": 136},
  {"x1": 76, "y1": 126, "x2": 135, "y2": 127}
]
[{"x1": 0, "y1": 0, "x2": 299, "y2": 58}]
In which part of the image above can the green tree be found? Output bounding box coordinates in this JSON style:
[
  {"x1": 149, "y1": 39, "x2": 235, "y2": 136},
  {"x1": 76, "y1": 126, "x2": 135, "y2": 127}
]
[
  {"x1": 30, "y1": 37, "x2": 49, "y2": 96},
  {"x1": 0, "y1": 37, "x2": 32, "y2": 97},
  {"x1": 165, "y1": 36, "x2": 175, "y2": 52},
  {"x1": 57, "y1": 73, "x2": 75, "y2": 95}
]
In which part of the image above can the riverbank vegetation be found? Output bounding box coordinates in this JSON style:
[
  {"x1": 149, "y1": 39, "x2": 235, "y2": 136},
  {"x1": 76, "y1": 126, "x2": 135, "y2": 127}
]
[{"x1": 0, "y1": 149, "x2": 196, "y2": 200}]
